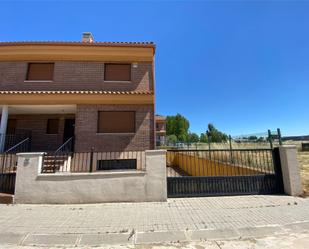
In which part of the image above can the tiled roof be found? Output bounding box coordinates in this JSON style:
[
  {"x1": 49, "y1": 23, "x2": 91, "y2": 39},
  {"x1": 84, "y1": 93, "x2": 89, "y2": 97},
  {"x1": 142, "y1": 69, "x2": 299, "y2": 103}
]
[
  {"x1": 0, "y1": 90, "x2": 153, "y2": 95},
  {"x1": 0, "y1": 41, "x2": 155, "y2": 48}
]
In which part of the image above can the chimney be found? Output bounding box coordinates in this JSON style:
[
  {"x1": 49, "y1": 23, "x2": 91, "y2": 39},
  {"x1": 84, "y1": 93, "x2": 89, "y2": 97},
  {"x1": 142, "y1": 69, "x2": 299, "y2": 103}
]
[{"x1": 82, "y1": 32, "x2": 94, "y2": 43}]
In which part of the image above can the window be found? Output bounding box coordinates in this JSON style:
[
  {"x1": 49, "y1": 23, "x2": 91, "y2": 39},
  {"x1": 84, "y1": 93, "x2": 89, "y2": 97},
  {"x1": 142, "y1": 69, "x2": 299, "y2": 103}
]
[
  {"x1": 97, "y1": 159, "x2": 137, "y2": 170},
  {"x1": 26, "y1": 63, "x2": 54, "y2": 81},
  {"x1": 104, "y1": 63, "x2": 131, "y2": 81},
  {"x1": 46, "y1": 119, "x2": 59, "y2": 134},
  {"x1": 98, "y1": 111, "x2": 135, "y2": 133}
]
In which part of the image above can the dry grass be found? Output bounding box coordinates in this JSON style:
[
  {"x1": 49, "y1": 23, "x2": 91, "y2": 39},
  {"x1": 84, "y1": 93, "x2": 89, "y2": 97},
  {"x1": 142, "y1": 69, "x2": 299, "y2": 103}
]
[{"x1": 297, "y1": 151, "x2": 309, "y2": 196}]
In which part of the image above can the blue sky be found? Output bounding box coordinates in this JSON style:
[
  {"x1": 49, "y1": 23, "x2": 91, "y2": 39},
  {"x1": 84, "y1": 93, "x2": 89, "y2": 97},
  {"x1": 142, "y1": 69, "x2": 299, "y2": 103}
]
[{"x1": 1, "y1": 0, "x2": 309, "y2": 136}]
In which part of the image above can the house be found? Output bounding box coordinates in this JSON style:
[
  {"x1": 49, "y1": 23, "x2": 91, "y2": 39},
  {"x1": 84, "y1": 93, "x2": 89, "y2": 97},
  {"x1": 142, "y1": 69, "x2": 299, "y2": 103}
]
[
  {"x1": 0, "y1": 33, "x2": 155, "y2": 154},
  {"x1": 155, "y1": 115, "x2": 166, "y2": 146}
]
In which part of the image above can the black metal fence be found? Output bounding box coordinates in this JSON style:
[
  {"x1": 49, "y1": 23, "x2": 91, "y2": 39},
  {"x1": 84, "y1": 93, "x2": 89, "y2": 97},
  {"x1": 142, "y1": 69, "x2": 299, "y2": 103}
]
[
  {"x1": 167, "y1": 149, "x2": 275, "y2": 177},
  {"x1": 42, "y1": 150, "x2": 146, "y2": 173},
  {"x1": 166, "y1": 148, "x2": 283, "y2": 197},
  {"x1": 0, "y1": 153, "x2": 17, "y2": 194},
  {"x1": 0, "y1": 132, "x2": 30, "y2": 152}
]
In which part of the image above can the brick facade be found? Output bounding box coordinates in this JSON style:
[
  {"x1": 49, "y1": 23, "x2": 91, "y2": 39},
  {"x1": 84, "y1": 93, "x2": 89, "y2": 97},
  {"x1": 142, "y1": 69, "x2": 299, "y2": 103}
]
[
  {"x1": 7, "y1": 114, "x2": 74, "y2": 151},
  {"x1": 75, "y1": 104, "x2": 154, "y2": 152},
  {"x1": 0, "y1": 61, "x2": 153, "y2": 91},
  {"x1": 0, "y1": 51, "x2": 155, "y2": 152}
]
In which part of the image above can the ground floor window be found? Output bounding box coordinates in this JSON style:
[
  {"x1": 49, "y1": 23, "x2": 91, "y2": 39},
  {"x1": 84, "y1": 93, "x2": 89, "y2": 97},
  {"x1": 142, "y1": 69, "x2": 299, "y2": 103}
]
[
  {"x1": 97, "y1": 111, "x2": 135, "y2": 133},
  {"x1": 97, "y1": 159, "x2": 137, "y2": 170}
]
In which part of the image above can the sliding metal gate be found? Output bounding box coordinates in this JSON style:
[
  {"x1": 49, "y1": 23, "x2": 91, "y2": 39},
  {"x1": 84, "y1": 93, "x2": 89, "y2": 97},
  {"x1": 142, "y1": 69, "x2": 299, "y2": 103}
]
[{"x1": 166, "y1": 148, "x2": 283, "y2": 197}]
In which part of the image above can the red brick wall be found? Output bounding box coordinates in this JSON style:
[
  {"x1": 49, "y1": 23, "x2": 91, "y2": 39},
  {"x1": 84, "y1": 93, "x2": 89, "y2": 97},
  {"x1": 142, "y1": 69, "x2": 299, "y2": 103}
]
[
  {"x1": 75, "y1": 104, "x2": 154, "y2": 152},
  {"x1": 0, "y1": 61, "x2": 153, "y2": 91},
  {"x1": 7, "y1": 114, "x2": 74, "y2": 151}
]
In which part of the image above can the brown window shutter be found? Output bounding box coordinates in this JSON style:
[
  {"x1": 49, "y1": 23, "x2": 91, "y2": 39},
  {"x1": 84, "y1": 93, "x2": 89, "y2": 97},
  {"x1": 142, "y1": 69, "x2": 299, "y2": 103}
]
[
  {"x1": 27, "y1": 63, "x2": 54, "y2": 80},
  {"x1": 46, "y1": 119, "x2": 59, "y2": 134},
  {"x1": 98, "y1": 111, "x2": 135, "y2": 133},
  {"x1": 104, "y1": 64, "x2": 131, "y2": 81}
]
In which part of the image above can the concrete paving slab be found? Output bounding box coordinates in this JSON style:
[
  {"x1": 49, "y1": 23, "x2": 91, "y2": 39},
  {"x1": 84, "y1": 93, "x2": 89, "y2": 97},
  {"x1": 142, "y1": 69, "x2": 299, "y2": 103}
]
[
  {"x1": 283, "y1": 221, "x2": 309, "y2": 233},
  {"x1": 0, "y1": 233, "x2": 26, "y2": 245},
  {"x1": 136, "y1": 231, "x2": 187, "y2": 244},
  {"x1": 22, "y1": 234, "x2": 78, "y2": 246},
  {"x1": 238, "y1": 225, "x2": 285, "y2": 239},
  {"x1": 190, "y1": 228, "x2": 240, "y2": 241},
  {"x1": 80, "y1": 233, "x2": 133, "y2": 246}
]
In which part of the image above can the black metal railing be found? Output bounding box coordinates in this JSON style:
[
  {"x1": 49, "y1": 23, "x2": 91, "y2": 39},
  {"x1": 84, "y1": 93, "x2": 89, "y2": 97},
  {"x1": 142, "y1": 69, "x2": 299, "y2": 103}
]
[
  {"x1": 0, "y1": 132, "x2": 31, "y2": 152},
  {"x1": 5, "y1": 137, "x2": 31, "y2": 153},
  {"x1": 166, "y1": 149, "x2": 275, "y2": 177},
  {"x1": 41, "y1": 137, "x2": 74, "y2": 173},
  {"x1": 42, "y1": 150, "x2": 146, "y2": 174},
  {"x1": 56, "y1": 137, "x2": 74, "y2": 154},
  {"x1": 0, "y1": 153, "x2": 18, "y2": 194}
]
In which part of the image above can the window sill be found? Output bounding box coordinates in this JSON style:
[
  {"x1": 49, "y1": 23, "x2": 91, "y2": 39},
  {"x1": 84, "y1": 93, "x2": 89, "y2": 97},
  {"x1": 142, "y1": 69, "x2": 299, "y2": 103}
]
[
  {"x1": 103, "y1": 80, "x2": 132, "y2": 83},
  {"x1": 24, "y1": 80, "x2": 54, "y2": 83},
  {"x1": 96, "y1": 133, "x2": 135, "y2": 135}
]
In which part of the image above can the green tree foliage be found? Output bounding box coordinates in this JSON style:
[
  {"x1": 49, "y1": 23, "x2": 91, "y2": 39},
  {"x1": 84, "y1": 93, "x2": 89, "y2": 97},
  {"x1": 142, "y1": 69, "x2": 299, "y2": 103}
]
[
  {"x1": 166, "y1": 114, "x2": 189, "y2": 141},
  {"x1": 200, "y1": 133, "x2": 208, "y2": 143},
  {"x1": 206, "y1": 123, "x2": 228, "y2": 142},
  {"x1": 248, "y1": 135, "x2": 258, "y2": 141},
  {"x1": 187, "y1": 133, "x2": 199, "y2": 143},
  {"x1": 167, "y1": 134, "x2": 177, "y2": 144}
]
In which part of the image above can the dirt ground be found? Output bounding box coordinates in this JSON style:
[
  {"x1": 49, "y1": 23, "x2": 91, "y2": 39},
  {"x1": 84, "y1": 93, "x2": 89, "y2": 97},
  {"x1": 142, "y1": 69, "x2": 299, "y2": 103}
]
[{"x1": 297, "y1": 151, "x2": 309, "y2": 196}]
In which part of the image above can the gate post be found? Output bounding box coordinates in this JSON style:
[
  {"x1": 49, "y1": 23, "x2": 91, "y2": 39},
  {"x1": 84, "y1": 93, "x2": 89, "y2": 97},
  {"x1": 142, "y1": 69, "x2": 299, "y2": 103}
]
[{"x1": 278, "y1": 145, "x2": 302, "y2": 196}]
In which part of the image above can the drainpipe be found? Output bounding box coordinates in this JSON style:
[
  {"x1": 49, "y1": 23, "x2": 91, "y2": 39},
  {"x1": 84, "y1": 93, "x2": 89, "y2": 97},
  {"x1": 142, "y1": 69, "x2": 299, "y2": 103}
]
[{"x1": 0, "y1": 105, "x2": 9, "y2": 152}]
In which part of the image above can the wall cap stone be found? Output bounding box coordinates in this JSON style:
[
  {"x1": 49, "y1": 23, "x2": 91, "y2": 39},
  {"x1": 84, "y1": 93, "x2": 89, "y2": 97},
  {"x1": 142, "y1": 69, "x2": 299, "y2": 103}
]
[
  {"x1": 37, "y1": 170, "x2": 146, "y2": 180},
  {"x1": 145, "y1": 150, "x2": 166, "y2": 156},
  {"x1": 279, "y1": 145, "x2": 297, "y2": 149},
  {"x1": 16, "y1": 152, "x2": 45, "y2": 156}
]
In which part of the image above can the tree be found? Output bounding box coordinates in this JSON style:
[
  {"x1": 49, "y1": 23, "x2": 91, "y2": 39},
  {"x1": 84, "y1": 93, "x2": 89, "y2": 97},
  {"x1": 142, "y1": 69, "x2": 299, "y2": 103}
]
[
  {"x1": 178, "y1": 133, "x2": 188, "y2": 142},
  {"x1": 166, "y1": 114, "x2": 190, "y2": 141},
  {"x1": 200, "y1": 133, "x2": 208, "y2": 143},
  {"x1": 248, "y1": 135, "x2": 258, "y2": 141},
  {"x1": 167, "y1": 134, "x2": 177, "y2": 144},
  {"x1": 187, "y1": 133, "x2": 199, "y2": 143},
  {"x1": 206, "y1": 123, "x2": 228, "y2": 142}
]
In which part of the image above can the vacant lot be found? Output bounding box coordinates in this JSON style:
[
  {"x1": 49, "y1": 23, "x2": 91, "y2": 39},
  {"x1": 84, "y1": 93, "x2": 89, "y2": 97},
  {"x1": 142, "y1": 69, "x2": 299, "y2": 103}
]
[{"x1": 298, "y1": 151, "x2": 309, "y2": 196}]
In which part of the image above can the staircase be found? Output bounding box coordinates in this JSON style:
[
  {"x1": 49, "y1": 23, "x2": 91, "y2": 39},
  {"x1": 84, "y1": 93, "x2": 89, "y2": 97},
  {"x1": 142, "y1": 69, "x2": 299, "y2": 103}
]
[
  {"x1": 41, "y1": 137, "x2": 74, "y2": 173},
  {"x1": 42, "y1": 154, "x2": 71, "y2": 173}
]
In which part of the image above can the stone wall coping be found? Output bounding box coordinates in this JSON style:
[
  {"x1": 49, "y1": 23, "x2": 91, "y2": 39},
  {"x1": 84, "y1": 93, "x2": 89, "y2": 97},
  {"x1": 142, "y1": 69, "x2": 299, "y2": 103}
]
[
  {"x1": 16, "y1": 152, "x2": 45, "y2": 156},
  {"x1": 145, "y1": 149, "x2": 166, "y2": 156},
  {"x1": 37, "y1": 170, "x2": 146, "y2": 180},
  {"x1": 279, "y1": 145, "x2": 297, "y2": 149}
]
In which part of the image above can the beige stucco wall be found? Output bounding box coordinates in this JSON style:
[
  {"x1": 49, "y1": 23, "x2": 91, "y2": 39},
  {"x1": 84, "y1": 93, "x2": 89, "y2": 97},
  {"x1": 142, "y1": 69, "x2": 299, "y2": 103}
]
[
  {"x1": 14, "y1": 150, "x2": 166, "y2": 204},
  {"x1": 279, "y1": 145, "x2": 303, "y2": 196}
]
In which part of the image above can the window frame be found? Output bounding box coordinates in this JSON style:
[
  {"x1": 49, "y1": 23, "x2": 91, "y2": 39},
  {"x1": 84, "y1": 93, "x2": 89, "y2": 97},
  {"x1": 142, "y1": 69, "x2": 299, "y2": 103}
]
[
  {"x1": 97, "y1": 111, "x2": 136, "y2": 134},
  {"x1": 104, "y1": 63, "x2": 132, "y2": 82},
  {"x1": 46, "y1": 119, "x2": 60, "y2": 135},
  {"x1": 25, "y1": 62, "x2": 55, "y2": 82}
]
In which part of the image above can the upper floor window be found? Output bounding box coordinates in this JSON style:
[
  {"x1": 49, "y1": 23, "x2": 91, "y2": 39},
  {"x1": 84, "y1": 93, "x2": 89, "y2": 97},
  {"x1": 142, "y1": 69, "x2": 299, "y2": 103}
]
[
  {"x1": 98, "y1": 111, "x2": 135, "y2": 133},
  {"x1": 104, "y1": 63, "x2": 131, "y2": 81},
  {"x1": 26, "y1": 63, "x2": 54, "y2": 81}
]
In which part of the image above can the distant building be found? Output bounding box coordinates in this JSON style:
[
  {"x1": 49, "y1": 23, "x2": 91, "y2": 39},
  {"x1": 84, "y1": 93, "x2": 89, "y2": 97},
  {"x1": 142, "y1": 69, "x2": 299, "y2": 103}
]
[{"x1": 155, "y1": 115, "x2": 166, "y2": 146}]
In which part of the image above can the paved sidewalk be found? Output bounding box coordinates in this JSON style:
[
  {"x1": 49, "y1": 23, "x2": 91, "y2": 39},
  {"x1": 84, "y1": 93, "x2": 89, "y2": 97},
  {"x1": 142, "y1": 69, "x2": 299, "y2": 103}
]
[{"x1": 0, "y1": 195, "x2": 308, "y2": 247}]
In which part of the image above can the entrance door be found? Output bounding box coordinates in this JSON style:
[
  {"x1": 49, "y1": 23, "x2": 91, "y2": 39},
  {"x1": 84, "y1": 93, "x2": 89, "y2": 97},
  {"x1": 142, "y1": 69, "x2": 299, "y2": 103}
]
[{"x1": 63, "y1": 119, "x2": 75, "y2": 142}]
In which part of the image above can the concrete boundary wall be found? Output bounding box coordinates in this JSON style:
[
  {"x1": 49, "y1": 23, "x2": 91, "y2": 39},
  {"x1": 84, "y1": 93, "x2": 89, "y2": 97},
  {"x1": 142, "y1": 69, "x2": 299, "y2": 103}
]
[
  {"x1": 279, "y1": 145, "x2": 302, "y2": 196},
  {"x1": 14, "y1": 150, "x2": 167, "y2": 204}
]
